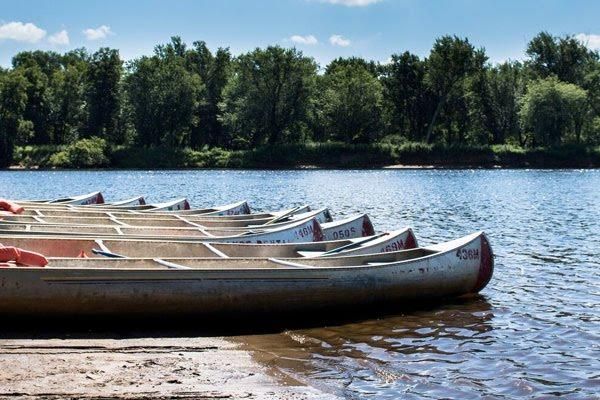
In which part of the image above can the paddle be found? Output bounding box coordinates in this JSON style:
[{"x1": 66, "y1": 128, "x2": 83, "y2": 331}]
[
  {"x1": 91, "y1": 248, "x2": 127, "y2": 258},
  {"x1": 319, "y1": 232, "x2": 388, "y2": 256},
  {"x1": 262, "y1": 206, "x2": 303, "y2": 226}
]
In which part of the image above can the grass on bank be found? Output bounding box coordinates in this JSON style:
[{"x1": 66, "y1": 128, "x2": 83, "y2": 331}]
[{"x1": 12, "y1": 139, "x2": 600, "y2": 169}]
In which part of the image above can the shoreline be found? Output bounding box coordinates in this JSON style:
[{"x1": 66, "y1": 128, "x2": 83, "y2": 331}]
[
  {"x1": 0, "y1": 335, "x2": 334, "y2": 399},
  {"x1": 5, "y1": 164, "x2": 600, "y2": 171},
  {"x1": 10, "y1": 143, "x2": 599, "y2": 170}
]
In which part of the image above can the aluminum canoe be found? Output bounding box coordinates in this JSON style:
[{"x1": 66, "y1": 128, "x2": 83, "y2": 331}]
[
  {"x1": 1, "y1": 207, "x2": 331, "y2": 229},
  {"x1": 14, "y1": 200, "x2": 269, "y2": 219},
  {"x1": 0, "y1": 207, "x2": 324, "y2": 230},
  {"x1": 48, "y1": 191, "x2": 105, "y2": 205},
  {"x1": 0, "y1": 208, "x2": 338, "y2": 237},
  {"x1": 0, "y1": 232, "x2": 493, "y2": 316},
  {"x1": 0, "y1": 216, "x2": 327, "y2": 243},
  {"x1": 0, "y1": 228, "x2": 416, "y2": 259}
]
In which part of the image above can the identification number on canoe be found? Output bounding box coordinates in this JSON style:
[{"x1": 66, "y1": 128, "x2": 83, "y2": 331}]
[
  {"x1": 330, "y1": 227, "x2": 357, "y2": 240},
  {"x1": 380, "y1": 240, "x2": 405, "y2": 252},
  {"x1": 294, "y1": 225, "x2": 316, "y2": 240},
  {"x1": 456, "y1": 248, "x2": 479, "y2": 260}
]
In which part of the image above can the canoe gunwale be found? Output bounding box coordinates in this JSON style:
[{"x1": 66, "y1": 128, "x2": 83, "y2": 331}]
[{"x1": 31, "y1": 231, "x2": 487, "y2": 273}]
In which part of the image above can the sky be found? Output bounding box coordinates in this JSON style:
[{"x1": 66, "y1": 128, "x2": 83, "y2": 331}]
[{"x1": 1, "y1": 0, "x2": 600, "y2": 68}]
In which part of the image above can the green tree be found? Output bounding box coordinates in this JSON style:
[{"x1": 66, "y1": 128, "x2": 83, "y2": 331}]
[
  {"x1": 86, "y1": 48, "x2": 123, "y2": 141},
  {"x1": 12, "y1": 50, "x2": 63, "y2": 77},
  {"x1": 424, "y1": 36, "x2": 482, "y2": 143},
  {"x1": 126, "y1": 40, "x2": 203, "y2": 147},
  {"x1": 325, "y1": 57, "x2": 380, "y2": 77},
  {"x1": 321, "y1": 62, "x2": 384, "y2": 143},
  {"x1": 487, "y1": 62, "x2": 525, "y2": 145},
  {"x1": 185, "y1": 41, "x2": 232, "y2": 147},
  {"x1": 526, "y1": 32, "x2": 597, "y2": 84},
  {"x1": 18, "y1": 64, "x2": 52, "y2": 144},
  {"x1": 0, "y1": 71, "x2": 32, "y2": 166},
  {"x1": 519, "y1": 76, "x2": 588, "y2": 146},
  {"x1": 220, "y1": 46, "x2": 317, "y2": 147},
  {"x1": 381, "y1": 51, "x2": 431, "y2": 141},
  {"x1": 49, "y1": 61, "x2": 87, "y2": 144}
]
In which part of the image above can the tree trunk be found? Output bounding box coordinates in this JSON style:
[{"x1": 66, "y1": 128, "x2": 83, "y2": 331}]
[{"x1": 424, "y1": 94, "x2": 446, "y2": 144}]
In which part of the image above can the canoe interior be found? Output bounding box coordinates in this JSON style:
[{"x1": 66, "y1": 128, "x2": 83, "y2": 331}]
[
  {"x1": 0, "y1": 212, "x2": 343, "y2": 241},
  {"x1": 15, "y1": 206, "x2": 307, "y2": 221},
  {"x1": 42, "y1": 248, "x2": 435, "y2": 270},
  {"x1": 0, "y1": 233, "x2": 396, "y2": 258}
]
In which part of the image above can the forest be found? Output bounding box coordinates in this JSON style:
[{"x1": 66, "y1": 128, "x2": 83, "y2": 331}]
[{"x1": 0, "y1": 32, "x2": 599, "y2": 168}]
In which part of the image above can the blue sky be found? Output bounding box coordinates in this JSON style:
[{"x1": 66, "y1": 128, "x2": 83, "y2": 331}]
[{"x1": 1, "y1": 0, "x2": 599, "y2": 68}]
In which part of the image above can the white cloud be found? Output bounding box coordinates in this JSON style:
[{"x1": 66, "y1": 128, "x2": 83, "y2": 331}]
[
  {"x1": 83, "y1": 25, "x2": 113, "y2": 40},
  {"x1": 575, "y1": 33, "x2": 600, "y2": 50},
  {"x1": 0, "y1": 21, "x2": 46, "y2": 43},
  {"x1": 48, "y1": 30, "x2": 69, "y2": 46},
  {"x1": 290, "y1": 34, "x2": 318, "y2": 45},
  {"x1": 329, "y1": 34, "x2": 351, "y2": 47},
  {"x1": 319, "y1": 0, "x2": 381, "y2": 6}
]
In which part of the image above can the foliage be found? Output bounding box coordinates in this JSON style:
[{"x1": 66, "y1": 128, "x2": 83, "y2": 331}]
[
  {"x1": 86, "y1": 48, "x2": 123, "y2": 142},
  {"x1": 2, "y1": 32, "x2": 600, "y2": 169},
  {"x1": 424, "y1": 36, "x2": 483, "y2": 143},
  {"x1": 0, "y1": 70, "x2": 31, "y2": 166},
  {"x1": 321, "y1": 63, "x2": 384, "y2": 143},
  {"x1": 220, "y1": 46, "x2": 317, "y2": 147},
  {"x1": 519, "y1": 77, "x2": 589, "y2": 146},
  {"x1": 126, "y1": 39, "x2": 203, "y2": 147},
  {"x1": 49, "y1": 137, "x2": 109, "y2": 167}
]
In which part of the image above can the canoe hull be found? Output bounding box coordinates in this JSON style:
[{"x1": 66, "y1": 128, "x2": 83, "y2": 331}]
[{"x1": 0, "y1": 233, "x2": 493, "y2": 316}]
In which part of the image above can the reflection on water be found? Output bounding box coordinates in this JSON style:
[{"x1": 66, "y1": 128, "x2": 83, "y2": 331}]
[
  {"x1": 241, "y1": 297, "x2": 496, "y2": 399},
  {"x1": 1, "y1": 169, "x2": 599, "y2": 398}
]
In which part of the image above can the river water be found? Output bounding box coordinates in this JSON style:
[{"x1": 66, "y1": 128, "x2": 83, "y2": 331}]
[{"x1": 0, "y1": 169, "x2": 598, "y2": 399}]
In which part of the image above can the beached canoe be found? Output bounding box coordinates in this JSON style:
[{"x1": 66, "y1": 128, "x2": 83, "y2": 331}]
[
  {"x1": 0, "y1": 232, "x2": 493, "y2": 316},
  {"x1": 0, "y1": 228, "x2": 417, "y2": 259},
  {"x1": 82, "y1": 198, "x2": 249, "y2": 214},
  {"x1": 18, "y1": 192, "x2": 146, "y2": 210},
  {"x1": 16, "y1": 191, "x2": 105, "y2": 205},
  {"x1": 0, "y1": 207, "x2": 331, "y2": 233},
  {"x1": 11, "y1": 204, "x2": 312, "y2": 224},
  {"x1": 0, "y1": 211, "x2": 368, "y2": 241},
  {"x1": 47, "y1": 191, "x2": 105, "y2": 205},
  {"x1": 15, "y1": 199, "x2": 253, "y2": 216},
  {"x1": 0, "y1": 216, "x2": 327, "y2": 243},
  {"x1": 94, "y1": 196, "x2": 146, "y2": 207},
  {"x1": 1, "y1": 207, "x2": 332, "y2": 229}
]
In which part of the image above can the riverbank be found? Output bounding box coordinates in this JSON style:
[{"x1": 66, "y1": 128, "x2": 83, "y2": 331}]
[
  {"x1": 0, "y1": 335, "x2": 334, "y2": 399},
  {"x1": 11, "y1": 142, "x2": 600, "y2": 169}
]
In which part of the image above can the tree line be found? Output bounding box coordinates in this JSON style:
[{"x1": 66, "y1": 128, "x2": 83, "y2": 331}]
[{"x1": 1, "y1": 31, "x2": 599, "y2": 166}]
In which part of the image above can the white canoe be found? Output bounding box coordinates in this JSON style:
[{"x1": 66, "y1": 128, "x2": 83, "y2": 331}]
[
  {"x1": 15, "y1": 197, "x2": 248, "y2": 214},
  {"x1": 0, "y1": 228, "x2": 417, "y2": 259},
  {"x1": 93, "y1": 196, "x2": 146, "y2": 207},
  {"x1": 82, "y1": 197, "x2": 191, "y2": 212},
  {"x1": 11, "y1": 204, "x2": 312, "y2": 223},
  {"x1": 0, "y1": 207, "x2": 335, "y2": 237},
  {"x1": 0, "y1": 207, "x2": 328, "y2": 229},
  {"x1": 17, "y1": 191, "x2": 104, "y2": 205},
  {"x1": 2, "y1": 207, "x2": 331, "y2": 228},
  {"x1": 321, "y1": 214, "x2": 374, "y2": 240},
  {"x1": 0, "y1": 216, "x2": 327, "y2": 243},
  {"x1": 0, "y1": 232, "x2": 493, "y2": 316},
  {"x1": 47, "y1": 191, "x2": 105, "y2": 205}
]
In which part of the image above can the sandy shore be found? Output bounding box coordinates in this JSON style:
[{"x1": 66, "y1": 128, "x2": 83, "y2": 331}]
[{"x1": 0, "y1": 336, "x2": 335, "y2": 399}]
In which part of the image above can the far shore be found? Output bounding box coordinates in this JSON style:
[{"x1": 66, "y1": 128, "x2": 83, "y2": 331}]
[{"x1": 8, "y1": 143, "x2": 599, "y2": 170}]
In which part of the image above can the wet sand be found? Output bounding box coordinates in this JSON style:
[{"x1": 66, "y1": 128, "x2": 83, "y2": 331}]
[{"x1": 0, "y1": 336, "x2": 335, "y2": 399}]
